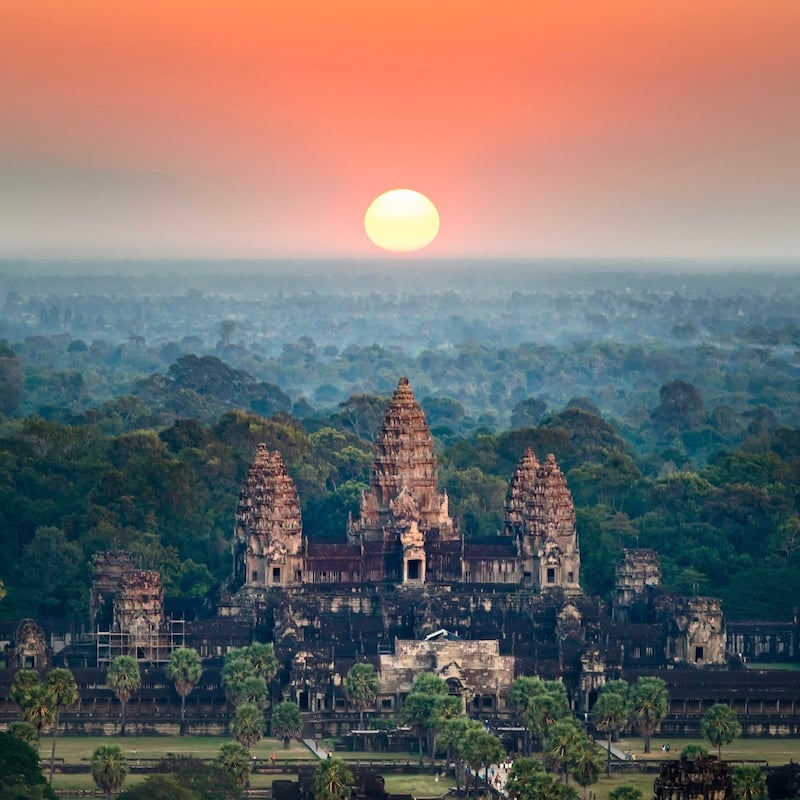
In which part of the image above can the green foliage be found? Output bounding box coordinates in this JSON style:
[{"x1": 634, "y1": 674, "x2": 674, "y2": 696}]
[
  {"x1": 701, "y1": 704, "x2": 742, "y2": 758},
  {"x1": 46, "y1": 668, "x2": 79, "y2": 784},
  {"x1": 271, "y1": 700, "x2": 303, "y2": 745},
  {"x1": 525, "y1": 680, "x2": 571, "y2": 741},
  {"x1": 460, "y1": 723, "x2": 505, "y2": 794},
  {"x1": 19, "y1": 682, "x2": 54, "y2": 739},
  {"x1": 591, "y1": 688, "x2": 629, "y2": 775},
  {"x1": 680, "y1": 744, "x2": 709, "y2": 759},
  {"x1": 569, "y1": 739, "x2": 604, "y2": 797},
  {"x1": 402, "y1": 672, "x2": 463, "y2": 766},
  {"x1": 90, "y1": 744, "x2": 129, "y2": 797},
  {"x1": 106, "y1": 656, "x2": 141, "y2": 737},
  {"x1": 231, "y1": 702, "x2": 266, "y2": 749},
  {"x1": 6, "y1": 721, "x2": 38, "y2": 747},
  {"x1": 608, "y1": 786, "x2": 643, "y2": 800},
  {"x1": 167, "y1": 647, "x2": 203, "y2": 735},
  {"x1": 222, "y1": 644, "x2": 276, "y2": 709},
  {"x1": 343, "y1": 662, "x2": 381, "y2": 724},
  {"x1": 119, "y1": 774, "x2": 200, "y2": 800},
  {"x1": 629, "y1": 677, "x2": 668, "y2": 754},
  {"x1": 545, "y1": 718, "x2": 583, "y2": 780},
  {"x1": 0, "y1": 732, "x2": 58, "y2": 800},
  {"x1": 215, "y1": 743, "x2": 252, "y2": 788},
  {"x1": 167, "y1": 647, "x2": 203, "y2": 698},
  {"x1": 311, "y1": 757, "x2": 354, "y2": 800},
  {"x1": 732, "y1": 764, "x2": 768, "y2": 800},
  {"x1": 506, "y1": 756, "x2": 571, "y2": 800},
  {"x1": 148, "y1": 754, "x2": 241, "y2": 799}
]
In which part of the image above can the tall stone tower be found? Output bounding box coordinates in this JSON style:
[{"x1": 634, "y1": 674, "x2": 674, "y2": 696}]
[
  {"x1": 232, "y1": 443, "x2": 304, "y2": 590},
  {"x1": 504, "y1": 449, "x2": 581, "y2": 594},
  {"x1": 348, "y1": 377, "x2": 456, "y2": 583}
]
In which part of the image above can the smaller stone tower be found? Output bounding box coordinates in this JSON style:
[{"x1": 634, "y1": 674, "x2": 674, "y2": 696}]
[
  {"x1": 613, "y1": 548, "x2": 661, "y2": 622},
  {"x1": 504, "y1": 449, "x2": 581, "y2": 594},
  {"x1": 232, "y1": 443, "x2": 304, "y2": 590}
]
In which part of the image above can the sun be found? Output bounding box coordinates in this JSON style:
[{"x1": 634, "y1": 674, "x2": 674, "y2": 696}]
[{"x1": 364, "y1": 189, "x2": 440, "y2": 252}]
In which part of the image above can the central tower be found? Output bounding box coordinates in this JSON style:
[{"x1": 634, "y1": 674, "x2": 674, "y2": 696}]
[{"x1": 348, "y1": 377, "x2": 456, "y2": 582}]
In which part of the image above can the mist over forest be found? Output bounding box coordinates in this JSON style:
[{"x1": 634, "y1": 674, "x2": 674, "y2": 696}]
[{"x1": 1, "y1": 260, "x2": 799, "y2": 626}]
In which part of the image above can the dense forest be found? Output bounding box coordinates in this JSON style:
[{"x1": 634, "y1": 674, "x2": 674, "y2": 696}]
[{"x1": 1, "y1": 262, "x2": 799, "y2": 626}]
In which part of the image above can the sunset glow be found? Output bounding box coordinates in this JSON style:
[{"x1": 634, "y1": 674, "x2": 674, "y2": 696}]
[{"x1": 1, "y1": 2, "x2": 798, "y2": 258}]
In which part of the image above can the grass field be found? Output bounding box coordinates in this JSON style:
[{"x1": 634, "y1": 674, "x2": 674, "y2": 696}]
[{"x1": 42, "y1": 733, "x2": 800, "y2": 795}]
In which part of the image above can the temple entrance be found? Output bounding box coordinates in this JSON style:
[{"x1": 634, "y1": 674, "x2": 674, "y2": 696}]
[{"x1": 407, "y1": 559, "x2": 421, "y2": 580}]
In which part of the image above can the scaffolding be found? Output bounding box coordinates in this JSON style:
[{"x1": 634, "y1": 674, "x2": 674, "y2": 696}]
[{"x1": 96, "y1": 617, "x2": 186, "y2": 666}]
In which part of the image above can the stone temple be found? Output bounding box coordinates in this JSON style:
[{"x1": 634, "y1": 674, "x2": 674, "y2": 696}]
[
  {"x1": 229, "y1": 377, "x2": 581, "y2": 595},
  {"x1": 1, "y1": 376, "x2": 799, "y2": 738}
]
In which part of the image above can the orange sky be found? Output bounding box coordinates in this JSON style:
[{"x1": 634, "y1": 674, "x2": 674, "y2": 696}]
[{"x1": 1, "y1": 1, "x2": 799, "y2": 258}]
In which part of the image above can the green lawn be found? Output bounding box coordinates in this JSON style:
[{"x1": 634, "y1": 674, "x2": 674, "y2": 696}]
[
  {"x1": 383, "y1": 773, "x2": 456, "y2": 795},
  {"x1": 42, "y1": 733, "x2": 800, "y2": 796},
  {"x1": 613, "y1": 735, "x2": 797, "y2": 764},
  {"x1": 48, "y1": 734, "x2": 315, "y2": 763}
]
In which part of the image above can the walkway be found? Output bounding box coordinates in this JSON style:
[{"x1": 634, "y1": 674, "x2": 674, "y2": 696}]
[
  {"x1": 595, "y1": 739, "x2": 628, "y2": 761},
  {"x1": 303, "y1": 738, "x2": 329, "y2": 759}
]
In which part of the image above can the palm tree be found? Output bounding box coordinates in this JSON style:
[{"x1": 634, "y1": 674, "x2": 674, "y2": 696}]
[
  {"x1": 166, "y1": 647, "x2": 203, "y2": 736},
  {"x1": 244, "y1": 642, "x2": 278, "y2": 684},
  {"x1": 46, "y1": 668, "x2": 78, "y2": 784},
  {"x1": 431, "y1": 694, "x2": 464, "y2": 771},
  {"x1": 461, "y1": 724, "x2": 504, "y2": 796},
  {"x1": 343, "y1": 663, "x2": 380, "y2": 727},
  {"x1": 216, "y1": 742, "x2": 252, "y2": 787},
  {"x1": 569, "y1": 739, "x2": 604, "y2": 800},
  {"x1": 231, "y1": 701, "x2": 265, "y2": 749},
  {"x1": 702, "y1": 704, "x2": 742, "y2": 759},
  {"x1": 439, "y1": 717, "x2": 469, "y2": 791},
  {"x1": 509, "y1": 676, "x2": 546, "y2": 755},
  {"x1": 271, "y1": 700, "x2": 303, "y2": 747},
  {"x1": 592, "y1": 689, "x2": 628, "y2": 776},
  {"x1": 90, "y1": 744, "x2": 129, "y2": 798},
  {"x1": 312, "y1": 757, "x2": 354, "y2": 800},
  {"x1": 732, "y1": 764, "x2": 769, "y2": 800},
  {"x1": 10, "y1": 669, "x2": 42, "y2": 709},
  {"x1": 238, "y1": 675, "x2": 268, "y2": 708},
  {"x1": 629, "y1": 676, "x2": 668, "y2": 754},
  {"x1": 527, "y1": 688, "x2": 570, "y2": 749},
  {"x1": 545, "y1": 718, "x2": 582, "y2": 783},
  {"x1": 221, "y1": 653, "x2": 257, "y2": 707},
  {"x1": 22, "y1": 684, "x2": 54, "y2": 743},
  {"x1": 403, "y1": 687, "x2": 439, "y2": 766},
  {"x1": 106, "y1": 656, "x2": 141, "y2": 737}
]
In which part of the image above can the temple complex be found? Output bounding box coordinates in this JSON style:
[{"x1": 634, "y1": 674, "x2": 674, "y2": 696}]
[{"x1": 1, "y1": 376, "x2": 799, "y2": 739}]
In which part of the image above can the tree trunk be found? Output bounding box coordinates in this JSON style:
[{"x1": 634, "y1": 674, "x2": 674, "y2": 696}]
[
  {"x1": 180, "y1": 694, "x2": 186, "y2": 736},
  {"x1": 49, "y1": 707, "x2": 60, "y2": 784},
  {"x1": 606, "y1": 731, "x2": 612, "y2": 777},
  {"x1": 121, "y1": 701, "x2": 127, "y2": 737},
  {"x1": 418, "y1": 735, "x2": 424, "y2": 767}
]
